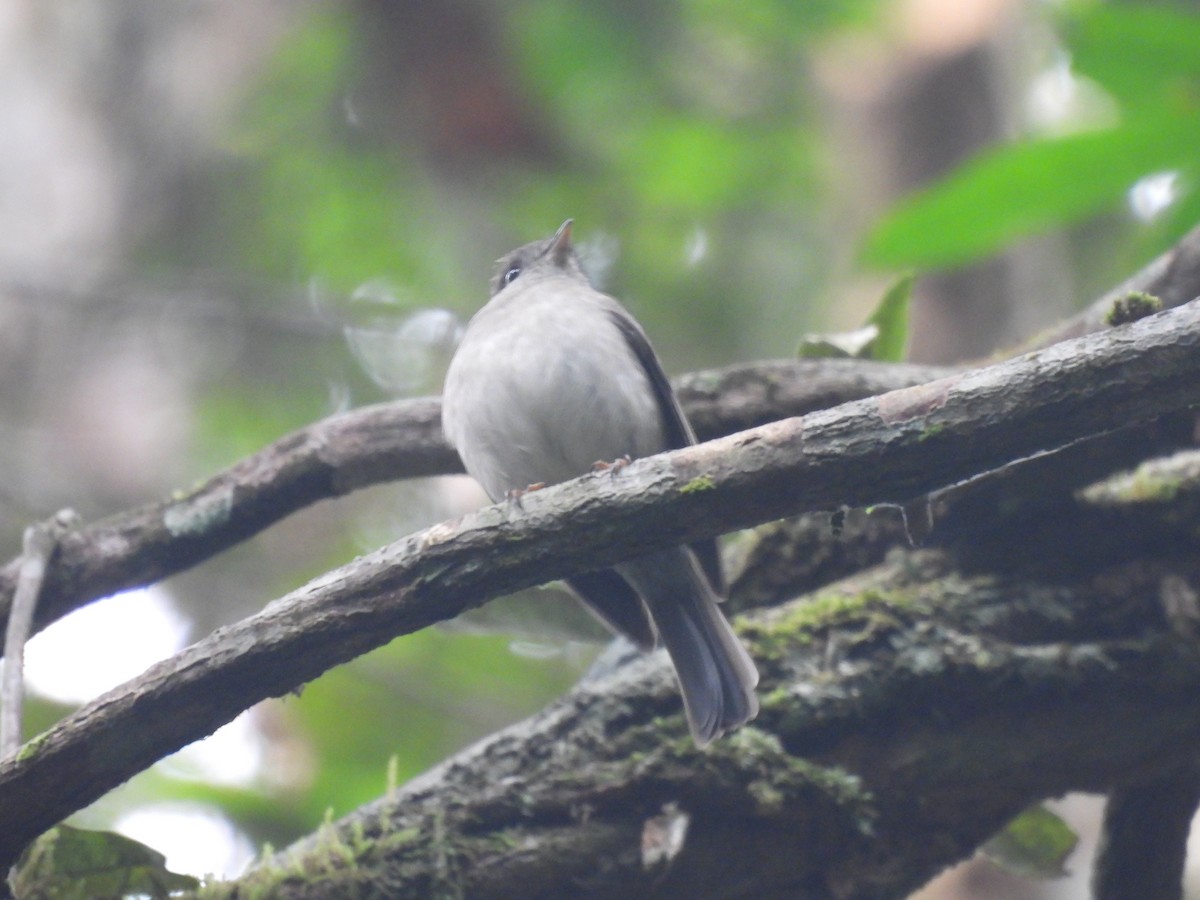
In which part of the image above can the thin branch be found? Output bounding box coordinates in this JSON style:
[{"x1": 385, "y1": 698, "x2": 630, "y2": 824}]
[
  {"x1": 0, "y1": 300, "x2": 1199, "y2": 868},
  {"x1": 0, "y1": 514, "x2": 75, "y2": 756},
  {"x1": 0, "y1": 360, "x2": 949, "y2": 644}
]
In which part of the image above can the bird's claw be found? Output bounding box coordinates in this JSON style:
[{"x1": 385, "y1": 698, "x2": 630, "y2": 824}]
[
  {"x1": 592, "y1": 455, "x2": 632, "y2": 477},
  {"x1": 505, "y1": 483, "x2": 545, "y2": 509}
]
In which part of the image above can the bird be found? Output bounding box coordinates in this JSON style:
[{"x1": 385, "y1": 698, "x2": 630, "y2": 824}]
[{"x1": 441, "y1": 219, "x2": 759, "y2": 746}]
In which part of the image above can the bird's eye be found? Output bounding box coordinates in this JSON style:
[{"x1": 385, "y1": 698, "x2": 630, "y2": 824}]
[{"x1": 501, "y1": 264, "x2": 522, "y2": 286}]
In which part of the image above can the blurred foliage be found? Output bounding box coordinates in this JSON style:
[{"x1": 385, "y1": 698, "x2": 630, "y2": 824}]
[
  {"x1": 500, "y1": 0, "x2": 871, "y2": 361},
  {"x1": 982, "y1": 804, "x2": 1079, "y2": 880},
  {"x1": 865, "y1": 272, "x2": 914, "y2": 362},
  {"x1": 797, "y1": 272, "x2": 912, "y2": 359},
  {"x1": 227, "y1": 8, "x2": 417, "y2": 291},
  {"x1": 191, "y1": 386, "x2": 326, "y2": 473},
  {"x1": 863, "y1": 1, "x2": 1200, "y2": 271},
  {"x1": 207, "y1": 0, "x2": 887, "y2": 374},
  {"x1": 11, "y1": 825, "x2": 199, "y2": 900},
  {"x1": 284, "y1": 629, "x2": 582, "y2": 819}
]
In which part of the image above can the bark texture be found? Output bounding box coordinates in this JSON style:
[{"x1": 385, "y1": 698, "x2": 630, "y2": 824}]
[{"x1": 211, "y1": 543, "x2": 1200, "y2": 899}]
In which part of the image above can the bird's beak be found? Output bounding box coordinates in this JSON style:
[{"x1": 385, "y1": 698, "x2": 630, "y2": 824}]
[{"x1": 550, "y1": 218, "x2": 574, "y2": 266}]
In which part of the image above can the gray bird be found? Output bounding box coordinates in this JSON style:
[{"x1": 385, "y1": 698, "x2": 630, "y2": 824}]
[{"x1": 442, "y1": 219, "x2": 759, "y2": 745}]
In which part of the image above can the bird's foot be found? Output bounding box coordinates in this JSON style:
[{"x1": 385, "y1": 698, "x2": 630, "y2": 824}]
[
  {"x1": 505, "y1": 483, "x2": 545, "y2": 509},
  {"x1": 592, "y1": 455, "x2": 632, "y2": 477}
]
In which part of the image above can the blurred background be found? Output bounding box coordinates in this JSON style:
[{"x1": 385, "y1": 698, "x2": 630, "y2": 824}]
[{"x1": 1, "y1": 0, "x2": 1197, "y2": 895}]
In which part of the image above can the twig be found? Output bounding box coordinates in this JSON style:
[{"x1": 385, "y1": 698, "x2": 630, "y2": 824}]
[{"x1": 1, "y1": 511, "x2": 77, "y2": 757}]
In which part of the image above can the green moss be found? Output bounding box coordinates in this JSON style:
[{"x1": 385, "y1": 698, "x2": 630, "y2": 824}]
[
  {"x1": 741, "y1": 585, "x2": 920, "y2": 661},
  {"x1": 680, "y1": 474, "x2": 717, "y2": 493},
  {"x1": 198, "y1": 854, "x2": 288, "y2": 899},
  {"x1": 15, "y1": 732, "x2": 49, "y2": 763},
  {"x1": 1081, "y1": 456, "x2": 1192, "y2": 506},
  {"x1": 1105, "y1": 291, "x2": 1162, "y2": 326},
  {"x1": 382, "y1": 826, "x2": 421, "y2": 847},
  {"x1": 758, "y1": 686, "x2": 796, "y2": 713},
  {"x1": 693, "y1": 726, "x2": 878, "y2": 834}
]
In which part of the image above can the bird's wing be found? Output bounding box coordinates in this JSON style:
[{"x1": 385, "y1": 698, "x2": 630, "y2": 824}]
[{"x1": 606, "y1": 308, "x2": 726, "y2": 596}]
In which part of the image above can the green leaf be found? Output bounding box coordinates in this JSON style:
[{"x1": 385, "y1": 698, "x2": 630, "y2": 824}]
[
  {"x1": 861, "y1": 113, "x2": 1200, "y2": 269},
  {"x1": 865, "y1": 272, "x2": 914, "y2": 361},
  {"x1": 981, "y1": 804, "x2": 1079, "y2": 880},
  {"x1": 796, "y1": 273, "x2": 913, "y2": 360},
  {"x1": 1064, "y1": 3, "x2": 1200, "y2": 110},
  {"x1": 10, "y1": 825, "x2": 200, "y2": 900}
]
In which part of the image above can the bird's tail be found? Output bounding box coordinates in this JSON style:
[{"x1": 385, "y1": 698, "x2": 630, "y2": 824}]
[{"x1": 621, "y1": 549, "x2": 759, "y2": 746}]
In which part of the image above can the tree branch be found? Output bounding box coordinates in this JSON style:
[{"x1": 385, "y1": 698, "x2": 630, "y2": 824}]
[
  {"x1": 209, "y1": 547, "x2": 1200, "y2": 899},
  {"x1": 1, "y1": 299, "x2": 1199, "y2": 870},
  {"x1": 1093, "y1": 763, "x2": 1200, "y2": 900},
  {"x1": 0, "y1": 360, "x2": 949, "y2": 644},
  {"x1": 3, "y1": 223, "x2": 1198, "y2": 648}
]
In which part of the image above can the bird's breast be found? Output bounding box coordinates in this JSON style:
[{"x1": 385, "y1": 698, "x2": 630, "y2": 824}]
[{"x1": 443, "y1": 293, "x2": 666, "y2": 499}]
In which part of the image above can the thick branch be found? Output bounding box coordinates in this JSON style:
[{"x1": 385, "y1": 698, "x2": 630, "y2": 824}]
[
  {"x1": 0, "y1": 360, "x2": 948, "y2": 641},
  {"x1": 208, "y1": 550, "x2": 1200, "y2": 899},
  {"x1": 1, "y1": 300, "x2": 1199, "y2": 868},
  {"x1": 1093, "y1": 764, "x2": 1200, "y2": 900}
]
